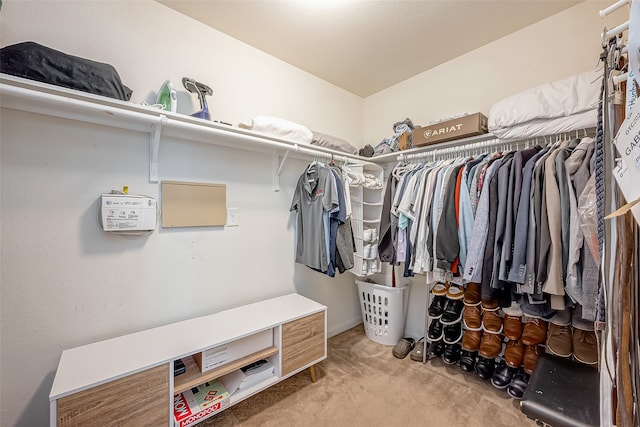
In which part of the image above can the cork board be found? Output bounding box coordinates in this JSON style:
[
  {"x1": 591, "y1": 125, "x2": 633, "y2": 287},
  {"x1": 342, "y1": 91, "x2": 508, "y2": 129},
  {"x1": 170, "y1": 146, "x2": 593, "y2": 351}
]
[{"x1": 161, "y1": 181, "x2": 227, "y2": 227}]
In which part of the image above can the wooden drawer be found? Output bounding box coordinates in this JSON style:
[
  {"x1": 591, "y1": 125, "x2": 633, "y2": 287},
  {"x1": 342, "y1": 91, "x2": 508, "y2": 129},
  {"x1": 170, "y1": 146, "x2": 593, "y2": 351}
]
[
  {"x1": 57, "y1": 364, "x2": 169, "y2": 426},
  {"x1": 281, "y1": 311, "x2": 325, "y2": 376}
]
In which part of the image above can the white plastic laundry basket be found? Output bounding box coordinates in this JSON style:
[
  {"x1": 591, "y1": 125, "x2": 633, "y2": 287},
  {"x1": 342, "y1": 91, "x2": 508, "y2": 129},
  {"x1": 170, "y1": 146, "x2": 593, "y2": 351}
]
[{"x1": 356, "y1": 280, "x2": 408, "y2": 346}]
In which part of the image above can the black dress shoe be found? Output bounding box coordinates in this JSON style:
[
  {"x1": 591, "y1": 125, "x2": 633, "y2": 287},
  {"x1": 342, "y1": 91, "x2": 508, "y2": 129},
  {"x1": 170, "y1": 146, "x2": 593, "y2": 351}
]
[
  {"x1": 475, "y1": 355, "x2": 496, "y2": 380},
  {"x1": 427, "y1": 319, "x2": 444, "y2": 341},
  {"x1": 491, "y1": 359, "x2": 517, "y2": 389},
  {"x1": 428, "y1": 295, "x2": 447, "y2": 318},
  {"x1": 443, "y1": 322, "x2": 463, "y2": 344},
  {"x1": 442, "y1": 343, "x2": 461, "y2": 365},
  {"x1": 506, "y1": 368, "x2": 530, "y2": 399},
  {"x1": 440, "y1": 299, "x2": 464, "y2": 325},
  {"x1": 459, "y1": 350, "x2": 477, "y2": 372},
  {"x1": 427, "y1": 340, "x2": 445, "y2": 358}
]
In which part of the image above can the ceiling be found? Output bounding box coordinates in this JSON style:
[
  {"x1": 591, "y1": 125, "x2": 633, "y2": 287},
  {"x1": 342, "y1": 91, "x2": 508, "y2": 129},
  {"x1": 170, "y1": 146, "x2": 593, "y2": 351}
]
[{"x1": 157, "y1": 0, "x2": 582, "y2": 98}]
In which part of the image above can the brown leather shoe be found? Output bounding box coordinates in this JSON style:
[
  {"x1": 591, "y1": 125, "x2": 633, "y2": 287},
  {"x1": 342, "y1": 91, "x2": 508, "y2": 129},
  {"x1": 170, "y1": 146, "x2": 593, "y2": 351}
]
[
  {"x1": 573, "y1": 328, "x2": 598, "y2": 365},
  {"x1": 432, "y1": 282, "x2": 449, "y2": 296},
  {"x1": 464, "y1": 282, "x2": 481, "y2": 305},
  {"x1": 521, "y1": 318, "x2": 548, "y2": 346},
  {"x1": 482, "y1": 310, "x2": 503, "y2": 334},
  {"x1": 463, "y1": 304, "x2": 482, "y2": 330},
  {"x1": 546, "y1": 323, "x2": 573, "y2": 357},
  {"x1": 462, "y1": 329, "x2": 482, "y2": 351},
  {"x1": 523, "y1": 345, "x2": 541, "y2": 374},
  {"x1": 504, "y1": 339, "x2": 524, "y2": 368},
  {"x1": 481, "y1": 298, "x2": 500, "y2": 311},
  {"x1": 479, "y1": 332, "x2": 503, "y2": 359},
  {"x1": 503, "y1": 315, "x2": 523, "y2": 341}
]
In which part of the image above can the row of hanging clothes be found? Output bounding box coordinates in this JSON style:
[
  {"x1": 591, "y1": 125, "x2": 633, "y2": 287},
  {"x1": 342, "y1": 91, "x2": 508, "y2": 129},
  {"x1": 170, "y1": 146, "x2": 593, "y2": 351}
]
[
  {"x1": 290, "y1": 157, "x2": 384, "y2": 277},
  {"x1": 379, "y1": 132, "x2": 599, "y2": 322}
]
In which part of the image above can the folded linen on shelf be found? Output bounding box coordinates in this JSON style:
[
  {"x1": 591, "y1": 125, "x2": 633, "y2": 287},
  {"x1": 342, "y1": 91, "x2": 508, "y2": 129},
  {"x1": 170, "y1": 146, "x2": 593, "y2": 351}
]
[
  {"x1": 311, "y1": 131, "x2": 358, "y2": 155},
  {"x1": 488, "y1": 69, "x2": 601, "y2": 137},
  {"x1": 490, "y1": 109, "x2": 597, "y2": 139},
  {"x1": 238, "y1": 115, "x2": 313, "y2": 144}
]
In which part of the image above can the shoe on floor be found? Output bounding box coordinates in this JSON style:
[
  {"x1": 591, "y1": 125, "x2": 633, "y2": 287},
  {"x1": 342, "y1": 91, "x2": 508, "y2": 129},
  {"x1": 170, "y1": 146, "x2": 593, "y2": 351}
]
[
  {"x1": 491, "y1": 359, "x2": 518, "y2": 390},
  {"x1": 503, "y1": 315, "x2": 523, "y2": 341},
  {"x1": 427, "y1": 319, "x2": 444, "y2": 341},
  {"x1": 428, "y1": 295, "x2": 447, "y2": 319},
  {"x1": 460, "y1": 350, "x2": 478, "y2": 372},
  {"x1": 546, "y1": 323, "x2": 573, "y2": 357},
  {"x1": 427, "y1": 340, "x2": 445, "y2": 358},
  {"x1": 410, "y1": 338, "x2": 426, "y2": 362},
  {"x1": 521, "y1": 318, "x2": 548, "y2": 346},
  {"x1": 440, "y1": 299, "x2": 464, "y2": 325},
  {"x1": 573, "y1": 328, "x2": 598, "y2": 366},
  {"x1": 523, "y1": 344, "x2": 541, "y2": 374},
  {"x1": 392, "y1": 337, "x2": 415, "y2": 359},
  {"x1": 504, "y1": 339, "x2": 525, "y2": 368},
  {"x1": 442, "y1": 343, "x2": 461, "y2": 365},
  {"x1": 475, "y1": 355, "x2": 496, "y2": 380},
  {"x1": 506, "y1": 367, "x2": 530, "y2": 399},
  {"x1": 463, "y1": 303, "x2": 482, "y2": 331}
]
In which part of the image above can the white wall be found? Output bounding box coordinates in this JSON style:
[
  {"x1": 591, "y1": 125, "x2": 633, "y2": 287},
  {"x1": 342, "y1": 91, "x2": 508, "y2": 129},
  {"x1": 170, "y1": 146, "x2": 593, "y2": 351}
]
[{"x1": 0, "y1": 1, "x2": 364, "y2": 426}]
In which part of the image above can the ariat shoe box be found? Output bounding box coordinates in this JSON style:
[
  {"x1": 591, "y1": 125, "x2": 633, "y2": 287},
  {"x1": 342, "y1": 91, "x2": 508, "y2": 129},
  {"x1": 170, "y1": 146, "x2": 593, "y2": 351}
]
[
  {"x1": 194, "y1": 329, "x2": 273, "y2": 372},
  {"x1": 412, "y1": 113, "x2": 488, "y2": 147},
  {"x1": 173, "y1": 380, "x2": 230, "y2": 427}
]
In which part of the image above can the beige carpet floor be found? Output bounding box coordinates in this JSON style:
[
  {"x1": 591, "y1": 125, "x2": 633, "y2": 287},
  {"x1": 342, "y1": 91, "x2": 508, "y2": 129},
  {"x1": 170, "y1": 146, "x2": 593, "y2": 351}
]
[{"x1": 201, "y1": 324, "x2": 536, "y2": 426}]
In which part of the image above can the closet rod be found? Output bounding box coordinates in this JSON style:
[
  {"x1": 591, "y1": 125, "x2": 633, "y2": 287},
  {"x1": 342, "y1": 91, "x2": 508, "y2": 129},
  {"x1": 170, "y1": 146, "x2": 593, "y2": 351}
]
[
  {"x1": 395, "y1": 128, "x2": 596, "y2": 162},
  {"x1": 599, "y1": 0, "x2": 631, "y2": 18},
  {"x1": 604, "y1": 21, "x2": 630, "y2": 39}
]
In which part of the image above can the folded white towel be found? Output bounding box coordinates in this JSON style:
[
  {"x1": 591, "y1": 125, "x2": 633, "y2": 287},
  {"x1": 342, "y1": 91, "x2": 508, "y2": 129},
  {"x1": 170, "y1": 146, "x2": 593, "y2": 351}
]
[{"x1": 238, "y1": 115, "x2": 313, "y2": 144}]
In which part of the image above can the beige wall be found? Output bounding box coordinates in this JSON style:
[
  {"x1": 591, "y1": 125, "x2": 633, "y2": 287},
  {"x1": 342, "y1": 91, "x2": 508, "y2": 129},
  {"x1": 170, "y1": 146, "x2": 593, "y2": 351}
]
[{"x1": 362, "y1": 1, "x2": 626, "y2": 148}]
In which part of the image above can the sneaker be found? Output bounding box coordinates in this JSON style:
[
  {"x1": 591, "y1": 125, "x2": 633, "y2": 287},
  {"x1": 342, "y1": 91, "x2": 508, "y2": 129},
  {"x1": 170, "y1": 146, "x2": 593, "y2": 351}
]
[
  {"x1": 427, "y1": 319, "x2": 444, "y2": 341},
  {"x1": 491, "y1": 359, "x2": 517, "y2": 390},
  {"x1": 428, "y1": 295, "x2": 447, "y2": 318},
  {"x1": 432, "y1": 282, "x2": 450, "y2": 296},
  {"x1": 546, "y1": 323, "x2": 573, "y2": 357},
  {"x1": 573, "y1": 328, "x2": 598, "y2": 365},
  {"x1": 440, "y1": 299, "x2": 464, "y2": 325},
  {"x1": 446, "y1": 285, "x2": 464, "y2": 300}
]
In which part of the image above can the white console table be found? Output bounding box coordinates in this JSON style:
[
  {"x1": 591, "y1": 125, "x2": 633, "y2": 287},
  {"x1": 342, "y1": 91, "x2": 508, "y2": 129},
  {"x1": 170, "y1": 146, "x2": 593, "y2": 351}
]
[{"x1": 49, "y1": 293, "x2": 327, "y2": 426}]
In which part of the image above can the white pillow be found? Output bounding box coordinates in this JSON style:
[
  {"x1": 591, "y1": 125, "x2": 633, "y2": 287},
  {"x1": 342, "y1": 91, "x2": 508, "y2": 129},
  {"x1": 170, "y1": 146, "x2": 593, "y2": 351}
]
[
  {"x1": 238, "y1": 115, "x2": 313, "y2": 144},
  {"x1": 489, "y1": 69, "x2": 601, "y2": 132}
]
